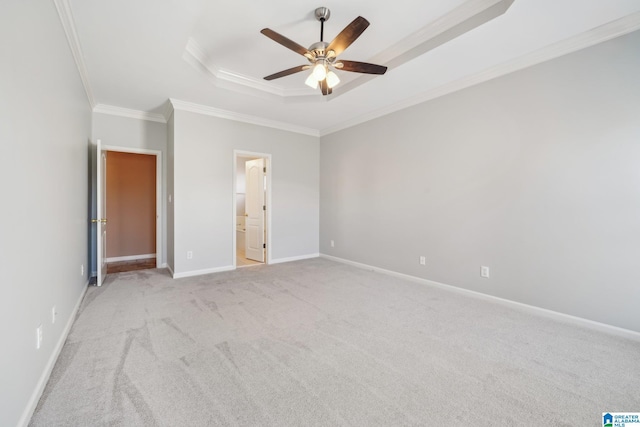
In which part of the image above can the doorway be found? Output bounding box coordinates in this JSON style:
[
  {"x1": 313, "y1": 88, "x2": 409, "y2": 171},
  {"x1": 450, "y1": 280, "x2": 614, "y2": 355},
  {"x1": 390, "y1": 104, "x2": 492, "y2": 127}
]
[
  {"x1": 234, "y1": 151, "x2": 271, "y2": 268},
  {"x1": 106, "y1": 151, "x2": 156, "y2": 272},
  {"x1": 96, "y1": 145, "x2": 162, "y2": 278}
]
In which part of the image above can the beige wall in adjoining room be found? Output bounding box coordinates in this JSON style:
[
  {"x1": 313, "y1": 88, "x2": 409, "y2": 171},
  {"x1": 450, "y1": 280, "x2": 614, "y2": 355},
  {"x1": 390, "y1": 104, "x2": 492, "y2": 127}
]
[{"x1": 106, "y1": 151, "x2": 156, "y2": 258}]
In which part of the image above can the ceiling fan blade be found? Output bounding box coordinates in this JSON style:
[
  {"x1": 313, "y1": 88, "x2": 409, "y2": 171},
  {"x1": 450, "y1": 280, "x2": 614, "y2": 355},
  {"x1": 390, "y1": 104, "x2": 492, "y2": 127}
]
[
  {"x1": 264, "y1": 65, "x2": 308, "y2": 81},
  {"x1": 326, "y1": 16, "x2": 369, "y2": 57},
  {"x1": 261, "y1": 28, "x2": 310, "y2": 57},
  {"x1": 320, "y1": 79, "x2": 332, "y2": 96},
  {"x1": 337, "y1": 60, "x2": 387, "y2": 75}
]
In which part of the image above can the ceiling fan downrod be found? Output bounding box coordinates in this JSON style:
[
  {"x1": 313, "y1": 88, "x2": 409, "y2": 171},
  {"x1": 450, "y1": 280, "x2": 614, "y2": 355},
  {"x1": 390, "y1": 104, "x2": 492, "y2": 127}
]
[{"x1": 315, "y1": 7, "x2": 330, "y2": 42}]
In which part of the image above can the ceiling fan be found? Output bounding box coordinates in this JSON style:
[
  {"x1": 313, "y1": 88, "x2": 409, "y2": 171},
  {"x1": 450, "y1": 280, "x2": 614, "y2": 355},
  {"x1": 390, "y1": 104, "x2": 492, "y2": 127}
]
[{"x1": 261, "y1": 7, "x2": 387, "y2": 96}]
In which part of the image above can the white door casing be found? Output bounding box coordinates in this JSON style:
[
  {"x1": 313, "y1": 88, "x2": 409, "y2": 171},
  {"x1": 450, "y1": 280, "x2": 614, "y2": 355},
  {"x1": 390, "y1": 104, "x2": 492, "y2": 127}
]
[
  {"x1": 245, "y1": 158, "x2": 265, "y2": 262},
  {"x1": 95, "y1": 139, "x2": 108, "y2": 286}
]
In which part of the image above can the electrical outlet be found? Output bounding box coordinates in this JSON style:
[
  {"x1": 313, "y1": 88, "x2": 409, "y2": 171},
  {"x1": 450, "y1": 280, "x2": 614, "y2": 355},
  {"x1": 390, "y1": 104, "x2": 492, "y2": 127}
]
[
  {"x1": 419, "y1": 256, "x2": 426, "y2": 266},
  {"x1": 481, "y1": 266, "x2": 490, "y2": 278},
  {"x1": 330, "y1": 240, "x2": 335, "y2": 248},
  {"x1": 36, "y1": 325, "x2": 43, "y2": 349},
  {"x1": 186, "y1": 251, "x2": 193, "y2": 259},
  {"x1": 52, "y1": 306, "x2": 57, "y2": 324}
]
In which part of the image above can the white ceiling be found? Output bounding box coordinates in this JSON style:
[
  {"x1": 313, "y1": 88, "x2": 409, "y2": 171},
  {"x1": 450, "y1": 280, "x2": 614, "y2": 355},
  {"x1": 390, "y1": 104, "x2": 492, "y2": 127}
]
[{"x1": 60, "y1": 0, "x2": 640, "y2": 135}]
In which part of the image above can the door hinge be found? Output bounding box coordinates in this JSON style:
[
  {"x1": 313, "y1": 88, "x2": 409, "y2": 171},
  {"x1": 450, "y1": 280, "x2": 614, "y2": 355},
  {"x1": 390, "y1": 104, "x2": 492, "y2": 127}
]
[
  {"x1": 263, "y1": 205, "x2": 266, "y2": 211},
  {"x1": 263, "y1": 243, "x2": 266, "y2": 249},
  {"x1": 263, "y1": 167, "x2": 266, "y2": 173}
]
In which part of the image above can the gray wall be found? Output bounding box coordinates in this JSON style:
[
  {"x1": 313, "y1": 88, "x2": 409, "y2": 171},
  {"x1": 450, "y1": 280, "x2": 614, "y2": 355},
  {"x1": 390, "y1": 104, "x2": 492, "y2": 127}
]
[
  {"x1": 91, "y1": 113, "x2": 168, "y2": 269},
  {"x1": 320, "y1": 30, "x2": 640, "y2": 332},
  {"x1": 171, "y1": 110, "x2": 320, "y2": 275},
  {"x1": 0, "y1": 1, "x2": 92, "y2": 425},
  {"x1": 167, "y1": 114, "x2": 175, "y2": 271}
]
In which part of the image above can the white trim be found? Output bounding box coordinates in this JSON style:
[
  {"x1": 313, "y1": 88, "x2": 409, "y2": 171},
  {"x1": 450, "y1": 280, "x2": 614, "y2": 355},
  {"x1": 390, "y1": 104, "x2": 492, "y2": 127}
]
[
  {"x1": 93, "y1": 104, "x2": 166, "y2": 123},
  {"x1": 233, "y1": 151, "x2": 273, "y2": 268},
  {"x1": 270, "y1": 253, "x2": 320, "y2": 265},
  {"x1": 236, "y1": 264, "x2": 262, "y2": 269},
  {"x1": 101, "y1": 145, "x2": 160, "y2": 156},
  {"x1": 101, "y1": 145, "x2": 163, "y2": 269},
  {"x1": 183, "y1": 38, "x2": 320, "y2": 101},
  {"x1": 373, "y1": 0, "x2": 513, "y2": 67},
  {"x1": 327, "y1": 0, "x2": 513, "y2": 100},
  {"x1": 53, "y1": 0, "x2": 95, "y2": 108},
  {"x1": 166, "y1": 263, "x2": 175, "y2": 277},
  {"x1": 172, "y1": 265, "x2": 235, "y2": 279},
  {"x1": 170, "y1": 99, "x2": 319, "y2": 137},
  {"x1": 320, "y1": 11, "x2": 640, "y2": 136},
  {"x1": 18, "y1": 281, "x2": 89, "y2": 427},
  {"x1": 181, "y1": 0, "x2": 512, "y2": 104},
  {"x1": 161, "y1": 100, "x2": 174, "y2": 122},
  {"x1": 320, "y1": 254, "x2": 640, "y2": 342},
  {"x1": 106, "y1": 253, "x2": 155, "y2": 263}
]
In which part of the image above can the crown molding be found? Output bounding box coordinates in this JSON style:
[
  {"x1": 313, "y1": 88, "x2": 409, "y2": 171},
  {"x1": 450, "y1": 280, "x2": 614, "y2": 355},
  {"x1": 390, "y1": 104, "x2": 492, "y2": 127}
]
[
  {"x1": 184, "y1": 0, "x2": 513, "y2": 103},
  {"x1": 183, "y1": 39, "x2": 319, "y2": 102},
  {"x1": 161, "y1": 100, "x2": 174, "y2": 122},
  {"x1": 334, "y1": 0, "x2": 514, "y2": 97},
  {"x1": 53, "y1": 0, "x2": 95, "y2": 108},
  {"x1": 169, "y1": 99, "x2": 320, "y2": 137},
  {"x1": 93, "y1": 104, "x2": 167, "y2": 123},
  {"x1": 320, "y1": 11, "x2": 640, "y2": 136},
  {"x1": 376, "y1": 0, "x2": 514, "y2": 67}
]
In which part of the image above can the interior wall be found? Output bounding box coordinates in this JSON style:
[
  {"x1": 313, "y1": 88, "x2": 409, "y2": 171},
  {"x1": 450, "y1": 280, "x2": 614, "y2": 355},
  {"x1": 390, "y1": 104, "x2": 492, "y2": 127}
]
[
  {"x1": 106, "y1": 151, "x2": 156, "y2": 258},
  {"x1": 320, "y1": 30, "x2": 640, "y2": 333},
  {"x1": 0, "y1": 1, "x2": 92, "y2": 426},
  {"x1": 171, "y1": 110, "x2": 320, "y2": 275},
  {"x1": 91, "y1": 112, "x2": 167, "y2": 269},
  {"x1": 166, "y1": 113, "x2": 175, "y2": 272}
]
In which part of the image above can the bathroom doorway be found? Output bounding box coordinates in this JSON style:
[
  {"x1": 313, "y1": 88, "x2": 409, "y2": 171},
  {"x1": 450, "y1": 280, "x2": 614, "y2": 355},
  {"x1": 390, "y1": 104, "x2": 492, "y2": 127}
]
[{"x1": 234, "y1": 151, "x2": 271, "y2": 268}]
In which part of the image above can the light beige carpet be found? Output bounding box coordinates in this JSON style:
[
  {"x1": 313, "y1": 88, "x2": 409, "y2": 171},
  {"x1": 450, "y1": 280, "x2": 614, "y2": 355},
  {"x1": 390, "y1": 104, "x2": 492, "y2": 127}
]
[{"x1": 30, "y1": 258, "x2": 640, "y2": 426}]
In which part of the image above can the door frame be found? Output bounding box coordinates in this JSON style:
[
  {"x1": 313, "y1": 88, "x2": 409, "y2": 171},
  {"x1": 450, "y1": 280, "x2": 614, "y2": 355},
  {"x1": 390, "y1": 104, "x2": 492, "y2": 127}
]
[
  {"x1": 96, "y1": 140, "x2": 107, "y2": 285},
  {"x1": 102, "y1": 145, "x2": 163, "y2": 269},
  {"x1": 233, "y1": 150, "x2": 272, "y2": 268}
]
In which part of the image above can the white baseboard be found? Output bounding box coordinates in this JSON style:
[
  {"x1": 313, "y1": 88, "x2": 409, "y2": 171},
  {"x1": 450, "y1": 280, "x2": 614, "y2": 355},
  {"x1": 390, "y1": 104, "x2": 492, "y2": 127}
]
[
  {"x1": 166, "y1": 263, "x2": 174, "y2": 277},
  {"x1": 270, "y1": 253, "x2": 319, "y2": 265},
  {"x1": 106, "y1": 253, "x2": 156, "y2": 262},
  {"x1": 172, "y1": 265, "x2": 235, "y2": 279},
  {"x1": 18, "y1": 280, "x2": 89, "y2": 427},
  {"x1": 320, "y1": 254, "x2": 640, "y2": 342}
]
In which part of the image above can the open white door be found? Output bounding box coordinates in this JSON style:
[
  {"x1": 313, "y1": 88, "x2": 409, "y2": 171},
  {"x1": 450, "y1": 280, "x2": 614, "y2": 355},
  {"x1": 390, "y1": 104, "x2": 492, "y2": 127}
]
[
  {"x1": 93, "y1": 140, "x2": 108, "y2": 286},
  {"x1": 245, "y1": 158, "x2": 265, "y2": 262}
]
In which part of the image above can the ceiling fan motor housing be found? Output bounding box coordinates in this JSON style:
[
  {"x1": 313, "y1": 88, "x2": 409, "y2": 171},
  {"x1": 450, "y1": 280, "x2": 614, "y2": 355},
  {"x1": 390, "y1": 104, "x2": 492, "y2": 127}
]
[{"x1": 308, "y1": 41, "x2": 334, "y2": 62}]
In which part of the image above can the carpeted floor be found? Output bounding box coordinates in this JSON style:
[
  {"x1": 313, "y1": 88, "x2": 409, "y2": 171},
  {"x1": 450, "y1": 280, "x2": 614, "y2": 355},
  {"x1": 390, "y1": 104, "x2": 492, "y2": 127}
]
[{"x1": 30, "y1": 258, "x2": 640, "y2": 426}]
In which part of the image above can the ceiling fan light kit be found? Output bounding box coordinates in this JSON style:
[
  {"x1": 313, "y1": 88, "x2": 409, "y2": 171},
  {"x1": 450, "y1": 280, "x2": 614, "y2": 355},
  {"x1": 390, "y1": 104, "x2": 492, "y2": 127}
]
[{"x1": 261, "y1": 7, "x2": 387, "y2": 96}]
